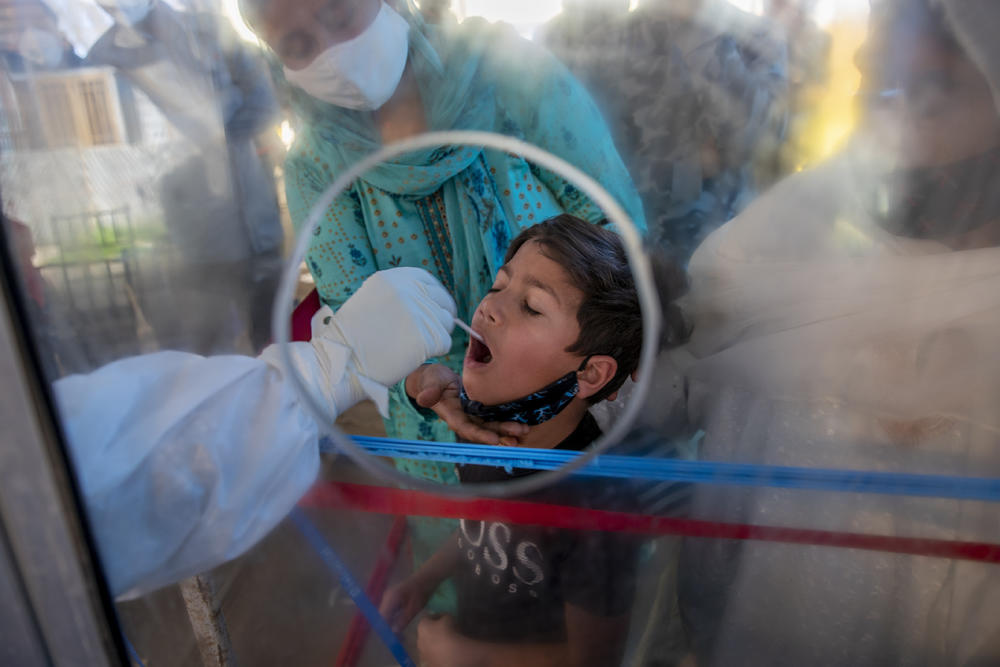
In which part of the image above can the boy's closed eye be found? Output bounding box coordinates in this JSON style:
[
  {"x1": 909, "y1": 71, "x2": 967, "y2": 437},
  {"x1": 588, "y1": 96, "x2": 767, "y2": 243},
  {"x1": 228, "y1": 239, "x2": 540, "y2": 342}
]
[{"x1": 487, "y1": 288, "x2": 546, "y2": 317}]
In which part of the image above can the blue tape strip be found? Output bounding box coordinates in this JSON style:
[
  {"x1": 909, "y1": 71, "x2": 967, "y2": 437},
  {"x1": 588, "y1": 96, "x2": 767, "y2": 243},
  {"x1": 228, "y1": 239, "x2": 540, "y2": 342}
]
[
  {"x1": 123, "y1": 635, "x2": 145, "y2": 667},
  {"x1": 322, "y1": 435, "x2": 1000, "y2": 503},
  {"x1": 290, "y1": 509, "x2": 416, "y2": 667}
]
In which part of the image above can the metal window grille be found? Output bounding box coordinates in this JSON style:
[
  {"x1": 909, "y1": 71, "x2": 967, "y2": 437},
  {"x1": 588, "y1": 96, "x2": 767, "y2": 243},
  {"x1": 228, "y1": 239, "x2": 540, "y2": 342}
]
[
  {"x1": 35, "y1": 207, "x2": 146, "y2": 369},
  {"x1": 12, "y1": 68, "x2": 126, "y2": 149}
]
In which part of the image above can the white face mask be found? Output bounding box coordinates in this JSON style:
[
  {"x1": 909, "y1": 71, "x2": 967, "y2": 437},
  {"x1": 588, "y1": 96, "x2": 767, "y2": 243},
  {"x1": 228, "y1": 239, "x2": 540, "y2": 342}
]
[{"x1": 282, "y1": 2, "x2": 410, "y2": 111}]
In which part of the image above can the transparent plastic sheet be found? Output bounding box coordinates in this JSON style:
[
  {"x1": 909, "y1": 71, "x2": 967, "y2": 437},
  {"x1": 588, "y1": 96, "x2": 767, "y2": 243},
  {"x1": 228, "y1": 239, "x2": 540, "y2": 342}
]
[
  {"x1": 1, "y1": 1, "x2": 283, "y2": 373},
  {"x1": 0, "y1": 0, "x2": 999, "y2": 666}
]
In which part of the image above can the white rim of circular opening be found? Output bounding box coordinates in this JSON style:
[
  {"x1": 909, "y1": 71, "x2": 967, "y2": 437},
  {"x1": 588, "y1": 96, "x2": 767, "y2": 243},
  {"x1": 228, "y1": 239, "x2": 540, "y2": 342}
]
[{"x1": 273, "y1": 130, "x2": 661, "y2": 497}]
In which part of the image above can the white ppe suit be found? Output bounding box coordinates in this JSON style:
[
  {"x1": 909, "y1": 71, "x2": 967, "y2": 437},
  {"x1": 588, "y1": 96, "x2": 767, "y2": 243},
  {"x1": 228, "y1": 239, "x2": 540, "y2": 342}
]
[{"x1": 53, "y1": 267, "x2": 456, "y2": 599}]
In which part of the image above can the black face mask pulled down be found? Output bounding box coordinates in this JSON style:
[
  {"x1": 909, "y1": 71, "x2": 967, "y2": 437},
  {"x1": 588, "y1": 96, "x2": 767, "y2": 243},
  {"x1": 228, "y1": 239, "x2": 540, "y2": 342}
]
[
  {"x1": 876, "y1": 145, "x2": 1000, "y2": 240},
  {"x1": 459, "y1": 358, "x2": 590, "y2": 426}
]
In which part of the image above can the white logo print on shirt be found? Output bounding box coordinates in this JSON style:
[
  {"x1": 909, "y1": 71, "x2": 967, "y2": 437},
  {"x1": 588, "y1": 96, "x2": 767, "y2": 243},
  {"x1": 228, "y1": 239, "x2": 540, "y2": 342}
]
[{"x1": 459, "y1": 519, "x2": 545, "y2": 596}]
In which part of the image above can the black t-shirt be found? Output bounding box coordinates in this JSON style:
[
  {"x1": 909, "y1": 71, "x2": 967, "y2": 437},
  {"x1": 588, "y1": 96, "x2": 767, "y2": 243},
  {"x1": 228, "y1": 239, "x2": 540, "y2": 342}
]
[{"x1": 452, "y1": 413, "x2": 640, "y2": 643}]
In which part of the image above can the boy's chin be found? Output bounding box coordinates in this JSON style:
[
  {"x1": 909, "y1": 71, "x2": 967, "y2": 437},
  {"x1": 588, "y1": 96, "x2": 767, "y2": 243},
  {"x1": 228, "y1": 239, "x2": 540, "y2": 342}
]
[
  {"x1": 460, "y1": 376, "x2": 507, "y2": 407},
  {"x1": 461, "y1": 359, "x2": 493, "y2": 385},
  {"x1": 460, "y1": 375, "x2": 486, "y2": 402}
]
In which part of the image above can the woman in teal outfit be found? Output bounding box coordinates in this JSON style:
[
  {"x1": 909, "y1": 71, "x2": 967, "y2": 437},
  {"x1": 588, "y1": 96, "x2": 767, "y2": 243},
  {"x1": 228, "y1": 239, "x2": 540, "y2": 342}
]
[{"x1": 240, "y1": 0, "x2": 644, "y2": 608}]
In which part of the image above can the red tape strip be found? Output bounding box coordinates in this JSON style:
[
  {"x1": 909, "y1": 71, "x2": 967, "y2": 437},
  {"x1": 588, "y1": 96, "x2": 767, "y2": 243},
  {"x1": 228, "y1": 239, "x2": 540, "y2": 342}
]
[
  {"x1": 300, "y1": 482, "x2": 1000, "y2": 564},
  {"x1": 334, "y1": 515, "x2": 407, "y2": 667}
]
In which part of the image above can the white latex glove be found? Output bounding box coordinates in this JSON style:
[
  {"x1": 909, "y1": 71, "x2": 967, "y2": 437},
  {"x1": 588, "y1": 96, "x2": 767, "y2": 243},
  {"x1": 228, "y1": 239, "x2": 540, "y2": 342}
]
[
  {"x1": 329, "y1": 267, "x2": 457, "y2": 383},
  {"x1": 261, "y1": 267, "x2": 456, "y2": 418}
]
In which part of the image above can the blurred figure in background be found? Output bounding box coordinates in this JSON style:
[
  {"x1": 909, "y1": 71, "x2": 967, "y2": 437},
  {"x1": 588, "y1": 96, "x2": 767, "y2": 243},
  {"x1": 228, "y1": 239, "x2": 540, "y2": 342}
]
[
  {"x1": 541, "y1": 3, "x2": 787, "y2": 660},
  {"x1": 762, "y1": 0, "x2": 831, "y2": 174},
  {"x1": 88, "y1": 0, "x2": 284, "y2": 353},
  {"x1": 540, "y1": 0, "x2": 789, "y2": 263},
  {"x1": 0, "y1": 0, "x2": 79, "y2": 71},
  {"x1": 675, "y1": 0, "x2": 1000, "y2": 663},
  {"x1": 536, "y1": 0, "x2": 629, "y2": 81},
  {"x1": 417, "y1": 0, "x2": 453, "y2": 24}
]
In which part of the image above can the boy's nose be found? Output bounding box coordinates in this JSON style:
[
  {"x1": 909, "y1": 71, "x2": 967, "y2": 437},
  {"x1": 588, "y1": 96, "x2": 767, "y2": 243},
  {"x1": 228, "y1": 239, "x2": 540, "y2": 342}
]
[{"x1": 478, "y1": 294, "x2": 503, "y2": 325}]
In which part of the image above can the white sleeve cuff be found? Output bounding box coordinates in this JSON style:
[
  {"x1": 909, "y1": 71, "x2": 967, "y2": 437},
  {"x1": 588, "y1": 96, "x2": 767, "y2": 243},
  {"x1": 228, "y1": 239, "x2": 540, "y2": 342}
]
[{"x1": 259, "y1": 341, "x2": 391, "y2": 419}]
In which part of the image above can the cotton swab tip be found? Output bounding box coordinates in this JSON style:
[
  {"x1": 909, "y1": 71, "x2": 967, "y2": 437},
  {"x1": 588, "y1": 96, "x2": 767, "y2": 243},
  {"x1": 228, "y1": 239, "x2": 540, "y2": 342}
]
[{"x1": 453, "y1": 317, "x2": 484, "y2": 342}]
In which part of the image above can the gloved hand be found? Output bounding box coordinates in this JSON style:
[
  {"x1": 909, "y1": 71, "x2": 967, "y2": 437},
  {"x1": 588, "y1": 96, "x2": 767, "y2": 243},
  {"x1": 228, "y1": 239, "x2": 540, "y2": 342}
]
[
  {"x1": 261, "y1": 268, "x2": 456, "y2": 419},
  {"x1": 322, "y1": 267, "x2": 456, "y2": 385}
]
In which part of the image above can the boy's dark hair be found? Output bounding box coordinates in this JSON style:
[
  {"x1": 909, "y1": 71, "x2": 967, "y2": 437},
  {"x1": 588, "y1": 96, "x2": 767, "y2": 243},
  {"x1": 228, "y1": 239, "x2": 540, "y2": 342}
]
[{"x1": 505, "y1": 214, "x2": 689, "y2": 404}]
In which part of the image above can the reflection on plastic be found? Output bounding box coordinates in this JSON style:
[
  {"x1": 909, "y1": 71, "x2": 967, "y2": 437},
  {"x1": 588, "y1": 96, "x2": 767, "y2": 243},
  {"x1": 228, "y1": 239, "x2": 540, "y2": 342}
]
[{"x1": 290, "y1": 508, "x2": 416, "y2": 666}]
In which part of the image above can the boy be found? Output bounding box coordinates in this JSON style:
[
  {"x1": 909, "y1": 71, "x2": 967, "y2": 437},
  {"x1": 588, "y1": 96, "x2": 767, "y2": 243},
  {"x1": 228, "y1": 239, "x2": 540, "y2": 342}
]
[{"x1": 383, "y1": 215, "x2": 666, "y2": 667}]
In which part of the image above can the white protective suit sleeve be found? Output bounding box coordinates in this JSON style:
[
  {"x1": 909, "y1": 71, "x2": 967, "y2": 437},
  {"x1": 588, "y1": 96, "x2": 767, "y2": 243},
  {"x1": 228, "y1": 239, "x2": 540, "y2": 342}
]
[
  {"x1": 53, "y1": 267, "x2": 456, "y2": 599},
  {"x1": 56, "y1": 349, "x2": 321, "y2": 600}
]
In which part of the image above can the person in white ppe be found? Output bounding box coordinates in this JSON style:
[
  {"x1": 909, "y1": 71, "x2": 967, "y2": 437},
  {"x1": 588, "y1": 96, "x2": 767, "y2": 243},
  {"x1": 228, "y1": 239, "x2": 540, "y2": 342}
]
[
  {"x1": 675, "y1": 0, "x2": 1000, "y2": 664},
  {"x1": 54, "y1": 267, "x2": 456, "y2": 599},
  {"x1": 87, "y1": 0, "x2": 287, "y2": 354}
]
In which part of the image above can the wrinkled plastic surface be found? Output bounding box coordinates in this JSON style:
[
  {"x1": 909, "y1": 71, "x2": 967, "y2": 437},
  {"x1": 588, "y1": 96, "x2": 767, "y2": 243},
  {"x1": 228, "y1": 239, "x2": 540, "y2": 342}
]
[{"x1": 2, "y1": 0, "x2": 999, "y2": 665}]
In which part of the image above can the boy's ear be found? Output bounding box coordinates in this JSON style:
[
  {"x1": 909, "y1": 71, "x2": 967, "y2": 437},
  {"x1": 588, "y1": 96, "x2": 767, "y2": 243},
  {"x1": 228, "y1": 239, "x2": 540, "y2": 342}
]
[{"x1": 577, "y1": 355, "x2": 618, "y2": 401}]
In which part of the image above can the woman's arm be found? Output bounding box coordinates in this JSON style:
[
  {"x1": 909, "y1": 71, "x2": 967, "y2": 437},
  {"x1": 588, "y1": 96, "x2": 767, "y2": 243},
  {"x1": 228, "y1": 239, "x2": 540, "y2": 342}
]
[{"x1": 380, "y1": 531, "x2": 463, "y2": 633}]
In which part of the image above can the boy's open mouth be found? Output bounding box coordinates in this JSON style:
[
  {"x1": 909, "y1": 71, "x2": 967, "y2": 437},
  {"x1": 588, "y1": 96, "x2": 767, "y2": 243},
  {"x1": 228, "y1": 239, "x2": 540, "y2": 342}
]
[{"x1": 468, "y1": 336, "x2": 493, "y2": 364}]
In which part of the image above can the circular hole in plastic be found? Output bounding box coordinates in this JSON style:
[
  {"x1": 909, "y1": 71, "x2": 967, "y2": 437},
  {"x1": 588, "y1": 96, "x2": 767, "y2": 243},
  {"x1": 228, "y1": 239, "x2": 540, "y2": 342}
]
[{"x1": 272, "y1": 130, "x2": 660, "y2": 497}]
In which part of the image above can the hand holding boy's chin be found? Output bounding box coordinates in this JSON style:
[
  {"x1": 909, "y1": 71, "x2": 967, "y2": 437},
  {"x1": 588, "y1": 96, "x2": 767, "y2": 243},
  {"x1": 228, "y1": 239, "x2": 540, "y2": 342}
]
[{"x1": 404, "y1": 364, "x2": 528, "y2": 445}]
